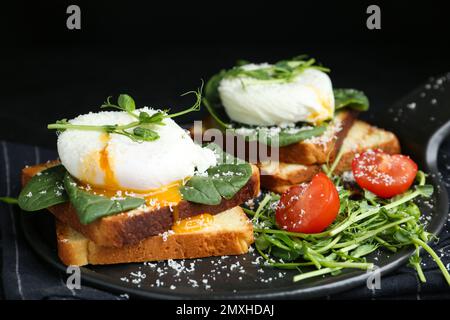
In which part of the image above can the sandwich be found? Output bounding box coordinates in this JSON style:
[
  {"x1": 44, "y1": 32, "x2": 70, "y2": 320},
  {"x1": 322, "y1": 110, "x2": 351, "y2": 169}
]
[
  {"x1": 199, "y1": 56, "x2": 400, "y2": 192},
  {"x1": 18, "y1": 89, "x2": 260, "y2": 266}
]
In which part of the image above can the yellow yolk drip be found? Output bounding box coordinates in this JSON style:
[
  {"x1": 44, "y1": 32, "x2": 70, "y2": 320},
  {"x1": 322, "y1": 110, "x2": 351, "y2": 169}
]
[
  {"x1": 99, "y1": 144, "x2": 120, "y2": 190},
  {"x1": 83, "y1": 180, "x2": 183, "y2": 210},
  {"x1": 172, "y1": 213, "x2": 214, "y2": 234},
  {"x1": 306, "y1": 85, "x2": 334, "y2": 124},
  {"x1": 80, "y1": 180, "x2": 183, "y2": 208},
  {"x1": 143, "y1": 180, "x2": 183, "y2": 208}
]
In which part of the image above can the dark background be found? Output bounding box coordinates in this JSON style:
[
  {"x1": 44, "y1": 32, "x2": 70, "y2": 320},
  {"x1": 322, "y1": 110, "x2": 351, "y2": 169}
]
[{"x1": 2, "y1": 0, "x2": 450, "y2": 148}]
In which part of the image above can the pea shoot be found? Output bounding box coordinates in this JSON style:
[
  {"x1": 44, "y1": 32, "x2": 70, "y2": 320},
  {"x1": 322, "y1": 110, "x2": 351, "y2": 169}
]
[
  {"x1": 245, "y1": 164, "x2": 450, "y2": 285},
  {"x1": 47, "y1": 86, "x2": 203, "y2": 142}
]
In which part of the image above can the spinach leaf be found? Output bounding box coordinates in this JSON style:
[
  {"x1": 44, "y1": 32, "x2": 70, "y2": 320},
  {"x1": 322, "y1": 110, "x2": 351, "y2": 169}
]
[
  {"x1": 180, "y1": 144, "x2": 253, "y2": 205},
  {"x1": 334, "y1": 88, "x2": 369, "y2": 111},
  {"x1": 208, "y1": 164, "x2": 253, "y2": 200},
  {"x1": 179, "y1": 176, "x2": 221, "y2": 205},
  {"x1": 18, "y1": 165, "x2": 68, "y2": 211},
  {"x1": 277, "y1": 125, "x2": 327, "y2": 146},
  {"x1": 229, "y1": 123, "x2": 327, "y2": 147},
  {"x1": 63, "y1": 173, "x2": 145, "y2": 224}
]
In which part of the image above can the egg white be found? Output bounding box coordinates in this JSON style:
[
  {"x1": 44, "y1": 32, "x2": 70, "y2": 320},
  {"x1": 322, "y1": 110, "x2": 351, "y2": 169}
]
[
  {"x1": 57, "y1": 108, "x2": 216, "y2": 191},
  {"x1": 218, "y1": 65, "x2": 335, "y2": 126}
]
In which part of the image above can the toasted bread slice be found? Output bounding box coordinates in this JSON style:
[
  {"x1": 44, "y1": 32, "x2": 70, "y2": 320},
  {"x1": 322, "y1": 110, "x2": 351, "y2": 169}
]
[
  {"x1": 22, "y1": 164, "x2": 260, "y2": 248},
  {"x1": 259, "y1": 162, "x2": 321, "y2": 190},
  {"x1": 259, "y1": 120, "x2": 401, "y2": 193},
  {"x1": 334, "y1": 120, "x2": 401, "y2": 173},
  {"x1": 277, "y1": 110, "x2": 356, "y2": 164},
  {"x1": 56, "y1": 206, "x2": 254, "y2": 266},
  {"x1": 193, "y1": 110, "x2": 357, "y2": 165}
]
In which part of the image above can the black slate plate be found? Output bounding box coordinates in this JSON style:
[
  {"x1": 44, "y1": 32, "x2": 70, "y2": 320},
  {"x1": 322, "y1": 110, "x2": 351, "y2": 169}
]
[{"x1": 19, "y1": 74, "x2": 450, "y2": 299}]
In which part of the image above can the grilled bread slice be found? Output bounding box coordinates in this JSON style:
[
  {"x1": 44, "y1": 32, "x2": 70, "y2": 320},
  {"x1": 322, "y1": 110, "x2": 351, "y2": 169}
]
[
  {"x1": 56, "y1": 206, "x2": 254, "y2": 266},
  {"x1": 259, "y1": 120, "x2": 401, "y2": 193},
  {"x1": 22, "y1": 163, "x2": 260, "y2": 248},
  {"x1": 193, "y1": 110, "x2": 357, "y2": 165},
  {"x1": 277, "y1": 110, "x2": 357, "y2": 164}
]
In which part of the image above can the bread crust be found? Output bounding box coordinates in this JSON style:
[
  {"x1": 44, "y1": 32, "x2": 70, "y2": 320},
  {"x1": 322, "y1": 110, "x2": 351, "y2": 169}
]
[
  {"x1": 56, "y1": 206, "x2": 254, "y2": 266},
  {"x1": 22, "y1": 164, "x2": 260, "y2": 248},
  {"x1": 194, "y1": 110, "x2": 357, "y2": 165},
  {"x1": 258, "y1": 120, "x2": 401, "y2": 193},
  {"x1": 278, "y1": 110, "x2": 357, "y2": 164},
  {"x1": 259, "y1": 164, "x2": 320, "y2": 189}
]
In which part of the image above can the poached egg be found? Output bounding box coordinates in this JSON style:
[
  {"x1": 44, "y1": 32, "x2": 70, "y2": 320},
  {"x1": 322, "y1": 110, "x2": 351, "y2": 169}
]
[
  {"x1": 218, "y1": 64, "x2": 335, "y2": 126},
  {"x1": 57, "y1": 108, "x2": 216, "y2": 206}
]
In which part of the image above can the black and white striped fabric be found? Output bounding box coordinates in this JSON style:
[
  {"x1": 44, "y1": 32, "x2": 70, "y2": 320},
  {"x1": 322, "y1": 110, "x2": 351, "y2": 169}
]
[
  {"x1": 0, "y1": 141, "x2": 122, "y2": 300},
  {"x1": 1, "y1": 140, "x2": 449, "y2": 300}
]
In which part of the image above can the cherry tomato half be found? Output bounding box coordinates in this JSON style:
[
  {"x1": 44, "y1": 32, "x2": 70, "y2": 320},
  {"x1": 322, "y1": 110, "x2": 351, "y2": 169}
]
[
  {"x1": 275, "y1": 173, "x2": 340, "y2": 233},
  {"x1": 351, "y1": 149, "x2": 418, "y2": 198}
]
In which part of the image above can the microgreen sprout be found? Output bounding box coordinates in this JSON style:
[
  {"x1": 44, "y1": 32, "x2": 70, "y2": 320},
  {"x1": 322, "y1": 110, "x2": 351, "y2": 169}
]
[
  {"x1": 47, "y1": 85, "x2": 203, "y2": 142},
  {"x1": 0, "y1": 197, "x2": 19, "y2": 204},
  {"x1": 245, "y1": 167, "x2": 450, "y2": 285}
]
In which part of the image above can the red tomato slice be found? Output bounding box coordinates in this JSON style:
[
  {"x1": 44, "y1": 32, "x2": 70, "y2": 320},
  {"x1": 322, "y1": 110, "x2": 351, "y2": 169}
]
[
  {"x1": 351, "y1": 149, "x2": 418, "y2": 198},
  {"x1": 275, "y1": 173, "x2": 340, "y2": 233}
]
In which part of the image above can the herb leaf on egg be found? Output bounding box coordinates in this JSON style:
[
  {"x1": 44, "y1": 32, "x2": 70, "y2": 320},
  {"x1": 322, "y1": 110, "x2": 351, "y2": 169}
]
[
  {"x1": 204, "y1": 55, "x2": 329, "y2": 107},
  {"x1": 17, "y1": 165, "x2": 68, "y2": 211},
  {"x1": 117, "y1": 94, "x2": 136, "y2": 112},
  {"x1": 180, "y1": 144, "x2": 253, "y2": 205},
  {"x1": 47, "y1": 86, "x2": 203, "y2": 143},
  {"x1": 63, "y1": 173, "x2": 145, "y2": 225}
]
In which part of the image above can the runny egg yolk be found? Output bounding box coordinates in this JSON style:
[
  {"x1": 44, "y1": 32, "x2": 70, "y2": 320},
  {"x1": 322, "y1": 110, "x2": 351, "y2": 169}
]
[
  {"x1": 99, "y1": 142, "x2": 120, "y2": 189},
  {"x1": 172, "y1": 213, "x2": 214, "y2": 234},
  {"x1": 81, "y1": 134, "x2": 213, "y2": 235},
  {"x1": 82, "y1": 178, "x2": 184, "y2": 209},
  {"x1": 82, "y1": 133, "x2": 183, "y2": 208}
]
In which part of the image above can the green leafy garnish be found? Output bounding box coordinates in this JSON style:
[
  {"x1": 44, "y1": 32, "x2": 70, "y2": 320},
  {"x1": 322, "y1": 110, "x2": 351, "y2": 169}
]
[
  {"x1": 63, "y1": 173, "x2": 145, "y2": 225},
  {"x1": 202, "y1": 56, "x2": 369, "y2": 147},
  {"x1": 180, "y1": 144, "x2": 252, "y2": 205},
  {"x1": 48, "y1": 86, "x2": 202, "y2": 143},
  {"x1": 334, "y1": 88, "x2": 369, "y2": 111},
  {"x1": 204, "y1": 55, "x2": 328, "y2": 106},
  {"x1": 17, "y1": 165, "x2": 68, "y2": 211},
  {"x1": 245, "y1": 169, "x2": 450, "y2": 285},
  {"x1": 117, "y1": 94, "x2": 136, "y2": 112},
  {"x1": 231, "y1": 123, "x2": 328, "y2": 147},
  {"x1": 0, "y1": 197, "x2": 19, "y2": 204},
  {"x1": 204, "y1": 94, "x2": 329, "y2": 147}
]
